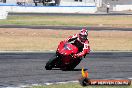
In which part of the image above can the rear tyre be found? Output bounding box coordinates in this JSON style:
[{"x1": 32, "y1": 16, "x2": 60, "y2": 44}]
[
  {"x1": 69, "y1": 58, "x2": 82, "y2": 70},
  {"x1": 61, "y1": 66, "x2": 70, "y2": 71},
  {"x1": 61, "y1": 58, "x2": 82, "y2": 71}
]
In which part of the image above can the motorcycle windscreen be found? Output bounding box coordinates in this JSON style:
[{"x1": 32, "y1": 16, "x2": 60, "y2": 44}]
[{"x1": 58, "y1": 43, "x2": 78, "y2": 55}]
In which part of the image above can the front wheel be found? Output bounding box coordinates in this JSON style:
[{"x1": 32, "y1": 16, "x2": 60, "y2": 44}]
[
  {"x1": 45, "y1": 60, "x2": 53, "y2": 70},
  {"x1": 45, "y1": 55, "x2": 59, "y2": 70}
]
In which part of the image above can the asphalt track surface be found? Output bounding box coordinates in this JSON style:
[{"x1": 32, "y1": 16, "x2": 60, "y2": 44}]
[{"x1": 0, "y1": 52, "x2": 132, "y2": 87}]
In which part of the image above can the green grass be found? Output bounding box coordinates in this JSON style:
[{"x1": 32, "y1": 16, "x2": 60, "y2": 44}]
[
  {"x1": 0, "y1": 15, "x2": 132, "y2": 27},
  {"x1": 31, "y1": 83, "x2": 132, "y2": 88}
]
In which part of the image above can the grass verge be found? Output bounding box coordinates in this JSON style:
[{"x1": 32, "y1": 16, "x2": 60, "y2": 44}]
[
  {"x1": 0, "y1": 15, "x2": 132, "y2": 27},
  {"x1": 31, "y1": 83, "x2": 132, "y2": 88}
]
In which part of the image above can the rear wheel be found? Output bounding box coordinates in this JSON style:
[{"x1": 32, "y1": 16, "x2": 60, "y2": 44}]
[
  {"x1": 61, "y1": 66, "x2": 71, "y2": 71},
  {"x1": 72, "y1": 58, "x2": 82, "y2": 68},
  {"x1": 61, "y1": 58, "x2": 82, "y2": 71},
  {"x1": 61, "y1": 66, "x2": 74, "y2": 71}
]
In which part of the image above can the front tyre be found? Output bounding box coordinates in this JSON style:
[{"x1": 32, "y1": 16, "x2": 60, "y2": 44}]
[
  {"x1": 45, "y1": 61, "x2": 53, "y2": 70},
  {"x1": 45, "y1": 55, "x2": 59, "y2": 70}
]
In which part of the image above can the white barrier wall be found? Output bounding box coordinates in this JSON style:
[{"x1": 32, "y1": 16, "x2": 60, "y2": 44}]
[
  {"x1": 1, "y1": 6, "x2": 97, "y2": 13},
  {"x1": 60, "y1": 1, "x2": 95, "y2": 6},
  {"x1": 0, "y1": 7, "x2": 8, "y2": 19},
  {"x1": 113, "y1": 5, "x2": 132, "y2": 11}
]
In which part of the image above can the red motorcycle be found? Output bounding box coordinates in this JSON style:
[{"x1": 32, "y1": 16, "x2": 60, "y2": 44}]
[{"x1": 45, "y1": 41, "x2": 83, "y2": 71}]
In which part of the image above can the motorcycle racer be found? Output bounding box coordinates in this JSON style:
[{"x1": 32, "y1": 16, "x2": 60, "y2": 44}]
[
  {"x1": 45, "y1": 27, "x2": 90, "y2": 70},
  {"x1": 63, "y1": 27, "x2": 90, "y2": 58}
]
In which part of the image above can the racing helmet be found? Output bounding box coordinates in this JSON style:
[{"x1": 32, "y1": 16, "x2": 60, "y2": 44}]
[{"x1": 79, "y1": 27, "x2": 88, "y2": 42}]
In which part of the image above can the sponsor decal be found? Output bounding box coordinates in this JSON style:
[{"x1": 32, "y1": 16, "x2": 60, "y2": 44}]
[{"x1": 79, "y1": 67, "x2": 131, "y2": 86}]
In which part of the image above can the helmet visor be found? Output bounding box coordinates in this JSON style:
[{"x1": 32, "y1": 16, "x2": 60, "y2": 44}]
[{"x1": 79, "y1": 34, "x2": 87, "y2": 40}]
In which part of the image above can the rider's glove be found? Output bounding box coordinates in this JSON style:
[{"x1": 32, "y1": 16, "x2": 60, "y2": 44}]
[{"x1": 73, "y1": 54, "x2": 78, "y2": 58}]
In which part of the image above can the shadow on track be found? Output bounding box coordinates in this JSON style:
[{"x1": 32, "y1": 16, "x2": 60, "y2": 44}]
[{"x1": 50, "y1": 68, "x2": 88, "y2": 71}]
